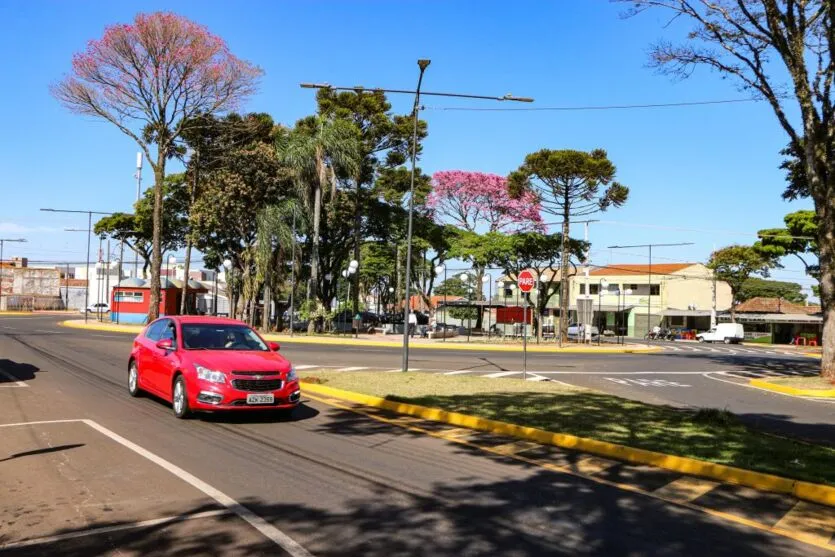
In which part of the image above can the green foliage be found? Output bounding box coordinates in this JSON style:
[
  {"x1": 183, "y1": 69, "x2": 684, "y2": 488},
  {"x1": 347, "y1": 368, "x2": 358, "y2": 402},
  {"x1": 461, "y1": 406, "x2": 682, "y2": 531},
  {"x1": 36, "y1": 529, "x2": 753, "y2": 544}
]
[
  {"x1": 94, "y1": 174, "x2": 189, "y2": 274},
  {"x1": 507, "y1": 148, "x2": 628, "y2": 218},
  {"x1": 708, "y1": 246, "x2": 777, "y2": 308},
  {"x1": 754, "y1": 209, "x2": 819, "y2": 279},
  {"x1": 738, "y1": 278, "x2": 807, "y2": 304}
]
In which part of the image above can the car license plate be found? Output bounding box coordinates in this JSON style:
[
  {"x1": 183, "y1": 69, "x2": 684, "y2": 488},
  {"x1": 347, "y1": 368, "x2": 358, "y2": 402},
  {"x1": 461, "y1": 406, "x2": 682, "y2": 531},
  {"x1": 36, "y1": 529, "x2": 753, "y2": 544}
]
[{"x1": 246, "y1": 394, "x2": 274, "y2": 405}]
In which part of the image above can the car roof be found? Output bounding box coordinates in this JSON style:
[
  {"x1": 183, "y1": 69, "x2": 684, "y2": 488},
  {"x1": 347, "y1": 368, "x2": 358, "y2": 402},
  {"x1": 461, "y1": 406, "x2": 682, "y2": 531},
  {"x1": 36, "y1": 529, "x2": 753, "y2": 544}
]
[{"x1": 167, "y1": 316, "x2": 250, "y2": 326}]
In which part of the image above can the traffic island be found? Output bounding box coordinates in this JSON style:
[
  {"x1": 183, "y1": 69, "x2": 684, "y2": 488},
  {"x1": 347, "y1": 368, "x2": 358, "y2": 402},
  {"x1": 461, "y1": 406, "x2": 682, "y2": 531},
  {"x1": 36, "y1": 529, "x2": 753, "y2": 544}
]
[
  {"x1": 750, "y1": 376, "x2": 835, "y2": 398},
  {"x1": 299, "y1": 371, "x2": 835, "y2": 503}
]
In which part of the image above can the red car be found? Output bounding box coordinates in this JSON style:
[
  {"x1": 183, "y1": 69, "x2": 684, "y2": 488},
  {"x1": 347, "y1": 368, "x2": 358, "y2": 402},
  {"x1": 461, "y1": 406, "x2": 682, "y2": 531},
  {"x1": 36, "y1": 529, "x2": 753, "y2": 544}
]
[{"x1": 128, "y1": 316, "x2": 300, "y2": 419}]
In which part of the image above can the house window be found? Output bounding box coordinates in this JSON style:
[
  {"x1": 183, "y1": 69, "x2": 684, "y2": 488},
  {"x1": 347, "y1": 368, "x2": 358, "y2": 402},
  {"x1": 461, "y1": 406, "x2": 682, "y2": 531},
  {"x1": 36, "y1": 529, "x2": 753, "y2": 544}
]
[
  {"x1": 670, "y1": 316, "x2": 684, "y2": 326},
  {"x1": 649, "y1": 285, "x2": 660, "y2": 295},
  {"x1": 504, "y1": 288, "x2": 514, "y2": 298},
  {"x1": 115, "y1": 291, "x2": 144, "y2": 303},
  {"x1": 589, "y1": 284, "x2": 600, "y2": 295},
  {"x1": 579, "y1": 284, "x2": 586, "y2": 295}
]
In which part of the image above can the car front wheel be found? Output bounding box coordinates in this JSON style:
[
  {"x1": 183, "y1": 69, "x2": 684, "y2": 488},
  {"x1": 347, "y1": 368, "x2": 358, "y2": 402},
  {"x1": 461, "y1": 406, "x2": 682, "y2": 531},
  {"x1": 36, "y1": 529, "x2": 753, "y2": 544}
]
[
  {"x1": 128, "y1": 361, "x2": 141, "y2": 397},
  {"x1": 172, "y1": 376, "x2": 190, "y2": 419}
]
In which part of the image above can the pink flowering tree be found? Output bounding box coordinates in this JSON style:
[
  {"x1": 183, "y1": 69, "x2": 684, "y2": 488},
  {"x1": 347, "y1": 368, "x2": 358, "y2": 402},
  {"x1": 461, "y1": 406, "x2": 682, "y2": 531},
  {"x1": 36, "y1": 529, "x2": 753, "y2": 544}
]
[
  {"x1": 428, "y1": 171, "x2": 543, "y2": 329},
  {"x1": 428, "y1": 170, "x2": 543, "y2": 233},
  {"x1": 52, "y1": 12, "x2": 262, "y2": 320}
]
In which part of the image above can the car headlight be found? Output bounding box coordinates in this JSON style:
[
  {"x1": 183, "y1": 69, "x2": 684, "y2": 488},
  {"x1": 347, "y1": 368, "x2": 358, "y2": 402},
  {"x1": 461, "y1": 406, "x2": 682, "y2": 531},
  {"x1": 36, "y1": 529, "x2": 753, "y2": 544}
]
[
  {"x1": 195, "y1": 364, "x2": 226, "y2": 384},
  {"x1": 286, "y1": 367, "x2": 298, "y2": 382}
]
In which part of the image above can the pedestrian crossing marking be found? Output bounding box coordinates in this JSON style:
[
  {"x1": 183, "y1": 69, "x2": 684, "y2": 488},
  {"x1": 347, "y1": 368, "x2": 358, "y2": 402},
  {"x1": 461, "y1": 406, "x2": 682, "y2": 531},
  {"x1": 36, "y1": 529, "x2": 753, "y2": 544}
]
[
  {"x1": 485, "y1": 371, "x2": 518, "y2": 378},
  {"x1": 573, "y1": 456, "x2": 618, "y2": 475},
  {"x1": 490, "y1": 441, "x2": 540, "y2": 456},
  {"x1": 654, "y1": 476, "x2": 721, "y2": 503},
  {"x1": 773, "y1": 501, "x2": 835, "y2": 546}
]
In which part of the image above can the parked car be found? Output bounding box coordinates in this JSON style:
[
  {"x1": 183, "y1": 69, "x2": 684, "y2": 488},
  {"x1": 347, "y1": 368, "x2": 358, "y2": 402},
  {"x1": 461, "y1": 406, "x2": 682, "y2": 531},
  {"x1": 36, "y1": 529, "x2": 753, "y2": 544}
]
[
  {"x1": 81, "y1": 302, "x2": 110, "y2": 314},
  {"x1": 128, "y1": 316, "x2": 300, "y2": 418},
  {"x1": 566, "y1": 323, "x2": 600, "y2": 339},
  {"x1": 331, "y1": 311, "x2": 380, "y2": 333},
  {"x1": 696, "y1": 323, "x2": 745, "y2": 344}
]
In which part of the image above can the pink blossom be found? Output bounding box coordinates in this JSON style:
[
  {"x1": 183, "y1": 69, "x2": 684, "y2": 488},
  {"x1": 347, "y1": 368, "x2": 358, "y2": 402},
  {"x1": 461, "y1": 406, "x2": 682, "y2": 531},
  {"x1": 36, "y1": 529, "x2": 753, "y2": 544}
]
[{"x1": 428, "y1": 170, "x2": 543, "y2": 233}]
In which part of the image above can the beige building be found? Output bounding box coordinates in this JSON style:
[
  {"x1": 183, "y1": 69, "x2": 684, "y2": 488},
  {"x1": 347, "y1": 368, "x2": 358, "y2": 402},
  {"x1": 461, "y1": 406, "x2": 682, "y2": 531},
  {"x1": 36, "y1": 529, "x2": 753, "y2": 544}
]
[{"x1": 494, "y1": 262, "x2": 731, "y2": 337}]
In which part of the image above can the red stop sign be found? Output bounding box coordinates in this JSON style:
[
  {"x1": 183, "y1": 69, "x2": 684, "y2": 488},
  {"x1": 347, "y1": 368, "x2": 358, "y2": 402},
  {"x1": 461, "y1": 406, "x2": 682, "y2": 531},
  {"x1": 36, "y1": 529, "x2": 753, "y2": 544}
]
[{"x1": 517, "y1": 270, "x2": 535, "y2": 293}]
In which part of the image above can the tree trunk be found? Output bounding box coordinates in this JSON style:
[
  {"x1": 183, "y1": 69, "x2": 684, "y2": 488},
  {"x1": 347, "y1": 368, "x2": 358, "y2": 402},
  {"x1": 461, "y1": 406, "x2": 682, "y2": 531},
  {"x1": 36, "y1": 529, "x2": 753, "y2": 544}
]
[
  {"x1": 352, "y1": 174, "x2": 361, "y2": 316},
  {"x1": 730, "y1": 299, "x2": 736, "y2": 323},
  {"x1": 308, "y1": 182, "x2": 322, "y2": 334},
  {"x1": 817, "y1": 210, "x2": 835, "y2": 380},
  {"x1": 262, "y1": 279, "x2": 271, "y2": 332},
  {"x1": 249, "y1": 297, "x2": 257, "y2": 327},
  {"x1": 180, "y1": 239, "x2": 192, "y2": 315},
  {"x1": 558, "y1": 215, "x2": 571, "y2": 347},
  {"x1": 148, "y1": 159, "x2": 165, "y2": 322},
  {"x1": 474, "y1": 266, "x2": 485, "y2": 331}
]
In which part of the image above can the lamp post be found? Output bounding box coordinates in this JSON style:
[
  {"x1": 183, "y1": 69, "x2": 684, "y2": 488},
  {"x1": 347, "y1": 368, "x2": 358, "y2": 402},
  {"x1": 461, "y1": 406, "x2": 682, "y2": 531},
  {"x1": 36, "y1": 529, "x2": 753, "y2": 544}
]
[
  {"x1": 460, "y1": 272, "x2": 472, "y2": 342},
  {"x1": 134, "y1": 152, "x2": 142, "y2": 277},
  {"x1": 482, "y1": 273, "x2": 492, "y2": 340},
  {"x1": 607, "y1": 242, "x2": 694, "y2": 337},
  {"x1": 507, "y1": 282, "x2": 516, "y2": 338},
  {"x1": 42, "y1": 208, "x2": 119, "y2": 323},
  {"x1": 222, "y1": 259, "x2": 232, "y2": 318},
  {"x1": 340, "y1": 259, "x2": 358, "y2": 337},
  {"x1": 302, "y1": 66, "x2": 533, "y2": 372},
  {"x1": 0, "y1": 238, "x2": 26, "y2": 311},
  {"x1": 618, "y1": 287, "x2": 633, "y2": 344},
  {"x1": 435, "y1": 264, "x2": 446, "y2": 341},
  {"x1": 597, "y1": 278, "x2": 609, "y2": 346},
  {"x1": 388, "y1": 286, "x2": 395, "y2": 315},
  {"x1": 289, "y1": 205, "x2": 297, "y2": 336}
]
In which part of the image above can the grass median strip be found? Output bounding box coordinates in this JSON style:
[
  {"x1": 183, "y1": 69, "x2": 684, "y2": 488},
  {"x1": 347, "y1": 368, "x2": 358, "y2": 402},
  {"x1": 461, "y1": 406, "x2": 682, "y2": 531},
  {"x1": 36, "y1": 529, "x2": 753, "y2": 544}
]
[{"x1": 300, "y1": 370, "x2": 835, "y2": 486}]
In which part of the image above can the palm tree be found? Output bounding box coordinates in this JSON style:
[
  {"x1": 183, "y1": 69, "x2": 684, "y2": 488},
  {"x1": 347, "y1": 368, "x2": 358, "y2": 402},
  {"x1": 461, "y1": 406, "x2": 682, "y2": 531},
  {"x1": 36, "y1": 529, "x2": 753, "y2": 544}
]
[
  {"x1": 255, "y1": 200, "x2": 301, "y2": 330},
  {"x1": 278, "y1": 116, "x2": 359, "y2": 332}
]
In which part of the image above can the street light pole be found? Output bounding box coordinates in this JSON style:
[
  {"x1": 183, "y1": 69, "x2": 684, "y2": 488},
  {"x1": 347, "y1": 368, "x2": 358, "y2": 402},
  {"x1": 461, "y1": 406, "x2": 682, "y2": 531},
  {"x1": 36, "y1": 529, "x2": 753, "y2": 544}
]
[
  {"x1": 289, "y1": 206, "x2": 297, "y2": 336},
  {"x1": 607, "y1": 242, "x2": 694, "y2": 337},
  {"x1": 598, "y1": 278, "x2": 609, "y2": 346},
  {"x1": 134, "y1": 152, "x2": 142, "y2": 278},
  {"x1": 482, "y1": 273, "x2": 491, "y2": 340},
  {"x1": 300, "y1": 66, "x2": 533, "y2": 373},
  {"x1": 42, "y1": 208, "x2": 118, "y2": 323},
  {"x1": 0, "y1": 238, "x2": 27, "y2": 311}
]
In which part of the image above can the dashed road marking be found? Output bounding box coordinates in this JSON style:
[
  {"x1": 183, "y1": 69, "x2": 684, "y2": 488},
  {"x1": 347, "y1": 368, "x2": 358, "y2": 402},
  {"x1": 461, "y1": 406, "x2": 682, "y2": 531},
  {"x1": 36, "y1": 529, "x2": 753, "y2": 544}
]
[
  {"x1": 605, "y1": 377, "x2": 691, "y2": 387},
  {"x1": 774, "y1": 501, "x2": 835, "y2": 546},
  {"x1": 334, "y1": 366, "x2": 368, "y2": 372},
  {"x1": 0, "y1": 509, "x2": 231, "y2": 550},
  {"x1": 294, "y1": 365, "x2": 320, "y2": 370},
  {"x1": 485, "y1": 371, "x2": 518, "y2": 378}
]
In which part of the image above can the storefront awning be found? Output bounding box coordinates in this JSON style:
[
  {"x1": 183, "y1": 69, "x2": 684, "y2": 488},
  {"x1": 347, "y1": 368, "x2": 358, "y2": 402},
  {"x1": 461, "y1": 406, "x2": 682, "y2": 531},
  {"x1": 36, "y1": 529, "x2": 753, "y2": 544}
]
[
  {"x1": 660, "y1": 309, "x2": 713, "y2": 317},
  {"x1": 720, "y1": 313, "x2": 822, "y2": 324}
]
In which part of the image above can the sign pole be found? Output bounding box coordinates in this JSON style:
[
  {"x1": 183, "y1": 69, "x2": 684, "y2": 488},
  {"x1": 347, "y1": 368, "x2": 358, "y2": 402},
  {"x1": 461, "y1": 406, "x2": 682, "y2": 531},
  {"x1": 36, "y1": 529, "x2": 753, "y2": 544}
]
[{"x1": 523, "y1": 295, "x2": 528, "y2": 380}]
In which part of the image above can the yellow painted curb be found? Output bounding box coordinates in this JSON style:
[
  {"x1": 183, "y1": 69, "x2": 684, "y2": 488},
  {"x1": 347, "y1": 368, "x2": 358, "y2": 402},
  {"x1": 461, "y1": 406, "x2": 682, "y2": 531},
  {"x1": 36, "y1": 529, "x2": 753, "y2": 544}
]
[
  {"x1": 750, "y1": 378, "x2": 835, "y2": 398},
  {"x1": 301, "y1": 381, "x2": 835, "y2": 508},
  {"x1": 60, "y1": 320, "x2": 144, "y2": 334},
  {"x1": 262, "y1": 334, "x2": 660, "y2": 354}
]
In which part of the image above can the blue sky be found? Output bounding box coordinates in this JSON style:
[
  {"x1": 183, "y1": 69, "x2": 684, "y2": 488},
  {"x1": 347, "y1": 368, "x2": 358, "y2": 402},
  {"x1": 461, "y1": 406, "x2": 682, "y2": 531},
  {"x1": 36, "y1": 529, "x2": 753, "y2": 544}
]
[{"x1": 0, "y1": 1, "x2": 816, "y2": 294}]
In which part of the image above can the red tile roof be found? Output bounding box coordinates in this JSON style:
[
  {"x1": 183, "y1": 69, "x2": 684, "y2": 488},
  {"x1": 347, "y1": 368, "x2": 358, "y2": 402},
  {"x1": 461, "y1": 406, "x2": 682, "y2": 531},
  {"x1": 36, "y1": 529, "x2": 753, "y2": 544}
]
[
  {"x1": 590, "y1": 263, "x2": 696, "y2": 276},
  {"x1": 734, "y1": 297, "x2": 818, "y2": 315}
]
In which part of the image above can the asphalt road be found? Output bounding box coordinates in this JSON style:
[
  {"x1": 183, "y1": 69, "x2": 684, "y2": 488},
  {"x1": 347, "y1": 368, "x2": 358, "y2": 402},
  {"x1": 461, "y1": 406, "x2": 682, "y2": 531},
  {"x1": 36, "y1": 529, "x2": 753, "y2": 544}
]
[{"x1": 0, "y1": 315, "x2": 833, "y2": 556}]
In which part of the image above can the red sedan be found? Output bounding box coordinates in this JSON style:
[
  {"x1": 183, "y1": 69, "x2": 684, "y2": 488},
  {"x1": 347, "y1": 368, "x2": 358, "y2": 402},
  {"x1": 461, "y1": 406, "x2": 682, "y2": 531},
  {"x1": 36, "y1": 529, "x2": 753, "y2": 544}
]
[{"x1": 128, "y1": 316, "x2": 300, "y2": 418}]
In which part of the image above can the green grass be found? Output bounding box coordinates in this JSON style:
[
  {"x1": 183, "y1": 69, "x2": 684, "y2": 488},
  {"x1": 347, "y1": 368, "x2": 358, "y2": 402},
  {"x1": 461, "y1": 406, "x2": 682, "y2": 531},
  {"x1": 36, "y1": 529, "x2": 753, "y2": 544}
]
[
  {"x1": 301, "y1": 370, "x2": 835, "y2": 486},
  {"x1": 766, "y1": 376, "x2": 835, "y2": 390},
  {"x1": 747, "y1": 335, "x2": 773, "y2": 344}
]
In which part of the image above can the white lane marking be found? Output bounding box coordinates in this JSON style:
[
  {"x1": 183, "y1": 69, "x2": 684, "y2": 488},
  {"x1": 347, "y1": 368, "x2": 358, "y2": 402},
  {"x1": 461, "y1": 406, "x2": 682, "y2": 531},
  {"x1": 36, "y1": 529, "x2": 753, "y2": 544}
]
[
  {"x1": 530, "y1": 370, "x2": 732, "y2": 375},
  {"x1": 334, "y1": 366, "x2": 367, "y2": 372},
  {"x1": 442, "y1": 370, "x2": 477, "y2": 376},
  {"x1": 0, "y1": 369, "x2": 27, "y2": 388},
  {"x1": 33, "y1": 329, "x2": 65, "y2": 334},
  {"x1": 294, "y1": 365, "x2": 319, "y2": 370},
  {"x1": 0, "y1": 419, "x2": 85, "y2": 428},
  {"x1": 525, "y1": 373, "x2": 550, "y2": 382},
  {"x1": 485, "y1": 371, "x2": 519, "y2": 378},
  {"x1": 0, "y1": 509, "x2": 230, "y2": 550},
  {"x1": 605, "y1": 377, "x2": 691, "y2": 387},
  {"x1": 665, "y1": 346, "x2": 683, "y2": 352},
  {"x1": 81, "y1": 420, "x2": 314, "y2": 557}
]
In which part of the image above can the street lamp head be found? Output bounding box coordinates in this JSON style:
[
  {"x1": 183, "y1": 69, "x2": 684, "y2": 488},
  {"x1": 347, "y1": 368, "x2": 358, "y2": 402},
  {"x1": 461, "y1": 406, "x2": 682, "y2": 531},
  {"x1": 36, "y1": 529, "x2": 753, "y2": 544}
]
[
  {"x1": 625, "y1": 288, "x2": 633, "y2": 296},
  {"x1": 417, "y1": 59, "x2": 431, "y2": 70},
  {"x1": 434, "y1": 264, "x2": 445, "y2": 275},
  {"x1": 501, "y1": 94, "x2": 534, "y2": 103},
  {"x1": 481, "y1": 274, "x2": 490, "y2": 283},
  {"x1": 388, "y1": 287, "x2": 394, "y2": 293},
  {"x1": 459, "y1": 272, "x2": 469, "y2": 282},
  {"x1": 222, "y1": 259, "x2": 232, "y2": 270},
  {"x1": 601, "y1": 279, "x2": 609, "y2": 289},
  {"x1": 168, "y1": 255, "x2": 177, "y2": 265},
  {"x1": 300, "y1": 82, "x2": 331, "y2": 89},
  {"x1": 341, "y1": 269, "x2": 348, "y2": 278},
  {"x1": 324, "y1": 273, "x2": 333, "y2": 281},
  {"x1": 348, "y1": 259, "x2": 359, "y2": 271}
]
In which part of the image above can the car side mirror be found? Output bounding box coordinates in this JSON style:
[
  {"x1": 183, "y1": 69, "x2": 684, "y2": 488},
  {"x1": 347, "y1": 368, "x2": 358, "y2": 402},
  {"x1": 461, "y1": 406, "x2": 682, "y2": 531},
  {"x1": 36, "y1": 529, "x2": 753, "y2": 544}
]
[
  {"x1": 268, "y1": 342, "x2": 281, "y2": 352},
  {"x1": 156, "y1": 338, "x2": 174, "y2": 351}
]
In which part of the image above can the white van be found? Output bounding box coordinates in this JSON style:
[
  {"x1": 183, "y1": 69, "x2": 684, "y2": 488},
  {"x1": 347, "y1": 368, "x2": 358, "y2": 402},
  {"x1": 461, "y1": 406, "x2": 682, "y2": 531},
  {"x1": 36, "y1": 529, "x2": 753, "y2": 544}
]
[{"x1": 696, "y1": 323, "x2": 744, "y2": 344}]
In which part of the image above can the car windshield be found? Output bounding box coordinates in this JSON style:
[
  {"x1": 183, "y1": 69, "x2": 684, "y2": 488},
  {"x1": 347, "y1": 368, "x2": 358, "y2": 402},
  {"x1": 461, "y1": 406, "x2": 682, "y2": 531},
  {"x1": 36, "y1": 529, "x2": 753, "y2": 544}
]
[{"x1": 181, "y1": 324, "x2": 268, "y2": 351}]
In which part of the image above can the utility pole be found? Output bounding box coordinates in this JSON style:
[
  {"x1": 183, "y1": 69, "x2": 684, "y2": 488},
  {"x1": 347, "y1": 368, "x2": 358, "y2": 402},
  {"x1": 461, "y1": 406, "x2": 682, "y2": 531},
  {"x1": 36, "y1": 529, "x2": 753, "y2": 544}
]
[
  {"x1": 301, "y1": 64, "x2": 533, "y2": 372},
  {"x1": 134, "y1": 152, "x2": 142, "y2": 278},
  {"x1": 608, "y1": 242, "x2": 694, "y2": 337}
]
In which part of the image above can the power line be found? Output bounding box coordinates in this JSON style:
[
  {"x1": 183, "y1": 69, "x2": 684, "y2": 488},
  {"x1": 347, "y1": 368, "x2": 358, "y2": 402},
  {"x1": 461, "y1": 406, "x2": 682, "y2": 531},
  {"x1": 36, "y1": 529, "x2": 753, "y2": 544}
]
[{"x1": 425, "y1": 98, "x2": 761, "y2": 112}]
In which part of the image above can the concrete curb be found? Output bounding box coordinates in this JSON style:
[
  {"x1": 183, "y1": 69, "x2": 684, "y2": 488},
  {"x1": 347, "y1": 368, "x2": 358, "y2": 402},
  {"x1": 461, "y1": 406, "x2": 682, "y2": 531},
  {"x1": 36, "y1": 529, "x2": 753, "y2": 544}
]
[
  {"x1": 60, "y1": 320, "x2": 143, "y2": 334},
  {"x1": 302, "y1": 381, "x2": 835, "y2": 508},
  {"x1": 750, "y1": 378, "x2": 835, "y2": 398}
]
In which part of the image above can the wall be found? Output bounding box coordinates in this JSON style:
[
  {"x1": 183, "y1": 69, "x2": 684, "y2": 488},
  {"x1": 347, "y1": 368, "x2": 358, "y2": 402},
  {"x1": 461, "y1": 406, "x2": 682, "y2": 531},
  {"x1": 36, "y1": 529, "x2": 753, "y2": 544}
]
[{"x1": 663, "y1": 263, "x2": 732, "y2": 311}]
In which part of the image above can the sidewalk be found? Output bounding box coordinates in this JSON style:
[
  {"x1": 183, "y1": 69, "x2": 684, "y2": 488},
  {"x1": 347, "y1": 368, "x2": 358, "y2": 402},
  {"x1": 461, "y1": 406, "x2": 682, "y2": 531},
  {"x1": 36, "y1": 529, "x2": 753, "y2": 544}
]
[{"x1": 58, "y1": 320, "x2": 658, "y2": 353}]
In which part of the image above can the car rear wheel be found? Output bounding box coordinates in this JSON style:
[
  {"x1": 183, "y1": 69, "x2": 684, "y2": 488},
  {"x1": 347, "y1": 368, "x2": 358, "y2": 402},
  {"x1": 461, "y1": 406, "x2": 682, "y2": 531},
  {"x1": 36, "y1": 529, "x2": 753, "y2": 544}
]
[
  {"x1": 128, "y1": 361, "x2": 141, "y2": 397},
  {"x1": 724, "y1": 337, "x2": 732, "y2": 344},
  {"x1": 172, "y1": 376, "x2": 190, "y2": 419}
]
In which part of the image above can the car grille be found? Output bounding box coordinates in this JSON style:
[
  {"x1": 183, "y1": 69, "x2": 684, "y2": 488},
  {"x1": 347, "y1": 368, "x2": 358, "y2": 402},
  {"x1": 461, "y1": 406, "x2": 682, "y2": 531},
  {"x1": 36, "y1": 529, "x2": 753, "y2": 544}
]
[{"x1": 231, "y1": 379, "x2": 283, "y2": 392}]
